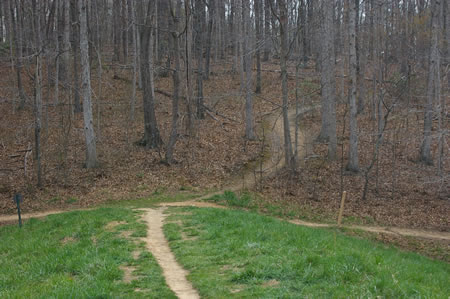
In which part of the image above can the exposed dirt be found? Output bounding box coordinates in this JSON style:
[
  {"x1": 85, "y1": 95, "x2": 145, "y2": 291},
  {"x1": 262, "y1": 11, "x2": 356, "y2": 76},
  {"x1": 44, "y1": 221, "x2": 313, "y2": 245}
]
[
  {"x1": 119, "y1": 265, "x2": 138, "y2": 284},
  {"x1": 139, "y1": 208, "x2": 199, "y2": 299},
  {"x1": 0, "y1": 208, "x2": 91, "y2": 224},
  {"x1": 160, "y1": 200, "x2": 450, "y2": 241},
  {"x1": 0, "y1": 62, "x2": 266, "y2": 216},
  {"x1": 262, "y1": 279, "x2": 280, "y2": 288},
  {"x1": 60, "y1": 236, "x2": 77, "y2": 245},
  {"x1": 105, "y1": 220, "x2": 127, "y2": 231},
  {"x1": 1, "y1": 102, "x2": 448, "y2": 243}
]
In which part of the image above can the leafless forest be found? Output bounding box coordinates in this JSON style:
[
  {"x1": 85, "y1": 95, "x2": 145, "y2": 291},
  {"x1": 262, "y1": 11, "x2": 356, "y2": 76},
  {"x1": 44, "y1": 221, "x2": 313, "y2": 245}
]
[{"x1": 0, "y1": 0, "x2": 449, "y2": 235}]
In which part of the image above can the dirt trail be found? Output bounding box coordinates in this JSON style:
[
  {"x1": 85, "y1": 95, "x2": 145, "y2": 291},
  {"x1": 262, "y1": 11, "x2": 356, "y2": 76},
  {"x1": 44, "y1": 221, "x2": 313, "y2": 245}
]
[
  {"x1": 1, "y1": 105, "x2": 449, "y2": 242},
  {"x1": 140, "y1": 208, "x2": 199, "y2": 299},
  {"x1": 161, "y1": 201, "x2": 450, "y2": 241},
  {"x1": 0, "y1": 209, "x2": 92, "y2": 224}
]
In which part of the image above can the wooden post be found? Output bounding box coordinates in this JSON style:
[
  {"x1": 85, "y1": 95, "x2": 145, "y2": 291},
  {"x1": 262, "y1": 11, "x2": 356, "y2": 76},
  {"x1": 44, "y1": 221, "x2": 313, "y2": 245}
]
[
  {"x1": 14, "y1": 194, "x2": 22, "y2": 228},
  {"x1": 337, "y1": 191, "x2": 347, "y2": 226}
]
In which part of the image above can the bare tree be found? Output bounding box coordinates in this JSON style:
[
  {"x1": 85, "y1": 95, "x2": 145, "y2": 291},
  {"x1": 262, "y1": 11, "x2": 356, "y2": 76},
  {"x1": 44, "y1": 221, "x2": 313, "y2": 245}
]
[
  {"x1": 255, "y1": 0, "x2": 262, "y2": 93},
  {"x1": 32, "y1": 0, "x2": 43, "y2": 186},
  {"x1": 277, "y1": 0, "x2": 295, "y2": 170},
  {"x1": 130, "y1": 0, "x2": 137, "y2": 122},
  {"x1": 317, "y1": 0, "x2": 337, "y2": 160},
  {"x1": 9, "y1": 0, "x2": 27, "y2": 110},
  {"x1": 79, "y1": 0, "x2": 98, "y2": 168},
  {"x1": 166, "y1": 0, "x2": 182, "y2": 164},
  {"x1": 194, "y1": 0, "x2": 205, "y2": 119},
  {"x1": 347, "y1": 0, "x2": 359, "y2": 172},
  {"x1": 61, "y1": 0, "x2": 71, "y2": 84},
  {"x1": 204, "y1": 0, "x2": 214, "y2": 80},
  {"x1": 447, "y1": 0, "x2": 450, "y2": 65},
  {"x1": 72, "y1": 0, "x2": 81, "y2": 113},
  {"x1": 242, "y1": 0, "x2": 256, "y2": 140},
  {"x1": 420, "y1": 0, "x2": 441, "y2": 165},
  {"x1": 263, "y1": 0, "x2": 272, "y2": 61},
  {"x1": 139, "y1": 0, "x2": 162, "y2": 149},
  {"x1": 184, "y1": 0, "x2": 195, "y2": 134}
]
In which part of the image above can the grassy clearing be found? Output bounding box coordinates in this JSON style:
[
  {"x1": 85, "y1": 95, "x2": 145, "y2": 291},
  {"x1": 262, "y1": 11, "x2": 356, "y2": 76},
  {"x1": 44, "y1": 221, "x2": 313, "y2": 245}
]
[
  {"x1": 164, "y1": 207, "x2": 450, "y2": 298},
  {"x1": 0, "y1": 208, "x2": 175, "y2": 298},
  {"x1": 205, "y1": 191, "x2": 450, "y2": 262},
  {"x1": 100, "y1": 189, "x2": 201, "y2": 209},
  {"x1": 206, "y1": 190, "x2": 334, "y2": 223}
]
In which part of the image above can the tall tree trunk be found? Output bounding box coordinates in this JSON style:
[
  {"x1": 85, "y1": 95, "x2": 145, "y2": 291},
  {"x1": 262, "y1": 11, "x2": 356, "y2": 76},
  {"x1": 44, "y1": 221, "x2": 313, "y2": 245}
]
[
  {"x1": 420, "y1": 0, "x2": 441, "y2": 165},
  {"x1": 317, "y1": 0, "x2": 337, "y2": 160},
  {"x1": 255, "y1": 0, "x2": 262, "y2": 94},
  {"x1": 0, "y1": 2, "x2": 3, "y2": 42},
  {"x1": 33, "y1": 0, "x2": 43, "y2": 186},
  {"x1": 166, "y1": 0, "x2": 182, "y2": 164},
  {"x1": 446, "y1": 0, "x2": 450, "y2": 65},
  {"x1": 263, "y1": 0, "x2": 271, "y2": 61},
  {"x1": 72, "y1": 0, "x2": 81, "y2": 113},
  {"x1": 130, "y1": 0, "x2": 137, "y2": 122},
  {"x1": 279, "y1": 0, "x2": 295, "y2": 170},
  {"x1": 204, "y1": 0, "x2": 214, "y2": 80},
  {"x1": 3, "y1": 0, "x2": 12, "y2": 69},
  {"x1": 347, "y1": 0, "x2": 359, "y2": 172},
  {"x1": 300, "y1": 0, "x2": 308, "y2": 65},
  {"x1": 60, "y1": 0, "x2": 71, "y2": 84},
  {"x1": 122, "y1": 0, "x2": 128, "y2": 64},
  {"x1": 195, "y1": 0, "x2": 205, "y2": 119},
  {"x1": 243, "y1": 0, "x2": 255, "y2": 140},
  {"x1": 184, "y1": 0, "x2": 195, "y2": 134},
  {"x1": 113, "y1": 0, "x2": 120, "y2": 77},
  {"x1": 238, "y1": 0, "x2": 244, "y2": 90},
  {"x1": 54, "y1": 0, "x2": 60, "y2": 106},
  {"x1": 139, "y1": 1, "x2": 162, "y2": 149},
  {"x1": 306, "y1": 0, "x2": 313, "y2": 58},
  {"x1": 10, "y1": 0, "x2": 27, "y2": 110},
  {"x1": 79, "y1": 0, "x2": 98, "y2": 168}
]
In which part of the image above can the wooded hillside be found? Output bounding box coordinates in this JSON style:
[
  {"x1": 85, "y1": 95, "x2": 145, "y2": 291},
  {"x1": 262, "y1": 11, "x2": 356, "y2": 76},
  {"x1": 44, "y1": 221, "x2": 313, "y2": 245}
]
[{"x1": 0, "y1": 0, "x2": 448, "y2": 232}]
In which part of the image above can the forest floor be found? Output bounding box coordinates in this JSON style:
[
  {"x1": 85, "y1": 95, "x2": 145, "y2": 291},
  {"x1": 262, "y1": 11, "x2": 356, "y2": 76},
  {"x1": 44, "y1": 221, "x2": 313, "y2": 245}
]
[{"x1": 0, "y1": 57, "x2": 449, "y2": 260}]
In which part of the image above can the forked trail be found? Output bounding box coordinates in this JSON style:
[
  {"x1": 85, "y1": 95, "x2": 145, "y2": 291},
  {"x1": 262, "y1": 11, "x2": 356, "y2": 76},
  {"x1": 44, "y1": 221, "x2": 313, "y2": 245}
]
[
  {"x1": 0, "y1": 106, "x2": 449, "y2": 241},
  {"x1": 0, "y1": 106, "x2": 449, "y2": 298}
]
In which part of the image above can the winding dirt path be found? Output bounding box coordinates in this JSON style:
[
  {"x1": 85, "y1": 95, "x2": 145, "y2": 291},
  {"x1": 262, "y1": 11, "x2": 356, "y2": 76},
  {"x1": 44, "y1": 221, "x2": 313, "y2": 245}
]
[
  {"x1": 140, "y1": 208, "x2": 199, "y2": 299},
  {"x1": 161, "y1": 201, "x2": 450, "y2": 241},
  {"x1": 1, "y1": 105, "x2": 449, "y2": 242},
  {"x1": 0, "y1": 209, "x2": 92, "y2": 224},
  {"x1": 0, "y1": 103, "x2": 448, "y2": 298}
]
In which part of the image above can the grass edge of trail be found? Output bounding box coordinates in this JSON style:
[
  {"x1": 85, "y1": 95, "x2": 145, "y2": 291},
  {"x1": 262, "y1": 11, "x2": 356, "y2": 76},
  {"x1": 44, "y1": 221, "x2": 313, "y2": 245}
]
[
  {"x1": 0, "y1": 207, "x2": 176, "y2": 298},
  {"x1": 164, "y1": 206, "x2": 450, "y2": 298}
]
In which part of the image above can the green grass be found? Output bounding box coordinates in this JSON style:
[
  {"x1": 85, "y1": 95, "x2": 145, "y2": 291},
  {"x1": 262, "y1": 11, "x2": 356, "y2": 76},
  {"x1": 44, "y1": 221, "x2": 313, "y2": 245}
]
[
  {"x1": 205, "y1": 191, "x2": 335, "y2": 224},
  {"x1": 208, "y1": 190, "x2": 254, "y2": 208},
  {"x1": 100, "y1": 190, "x2": 201, "y2": 209},
  {"x1": 0, "y1": 208, "x2": 175, "y2": 298},
  {"x1": 164, "y1": 207, "x2": 450, "y2": 298}
]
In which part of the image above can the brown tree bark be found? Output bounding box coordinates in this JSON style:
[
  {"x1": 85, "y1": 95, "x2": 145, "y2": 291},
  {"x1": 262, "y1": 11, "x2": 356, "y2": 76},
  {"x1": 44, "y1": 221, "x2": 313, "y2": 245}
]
[
  {"x1": 420, "y1": 0, "x2": 441, "y2": 165},
  {"x1": 347, "y1": 0, "x2": 359, "y2": 172},
  {"x1": 278, "y1": 0, "x2": 295, "y2": 170},
  {"x1": 10, "y1": 0, "x2": 27, "y2": 110},
  {"x1": 317, "y1": 0, "x2": 337, "y2": 160},
  {"x1": 243, "y1": 0, "x2": 255, "y2": 140},
  {"x1": 165, "y1": 0, "x2": 182, "y2": 164},
  {"x1": 79, "y1": 0, "x2": 98, "y2": 168},
  {"x1": 139, "y1": 0, "x2": 162, "y2": 149},
  {"x1": 255, "y1": 0, "x2": 262, "y2": 94},
  {"x1": 194, "y1": 0, "x2": 205, "y2": 119}
]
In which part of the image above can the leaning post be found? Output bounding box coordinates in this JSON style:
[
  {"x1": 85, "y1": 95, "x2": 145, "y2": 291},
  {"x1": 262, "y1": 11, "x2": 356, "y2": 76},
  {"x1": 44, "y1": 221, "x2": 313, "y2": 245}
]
[{"x1": 14, "y1": 193, "x2": 22, "y2": 228}]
